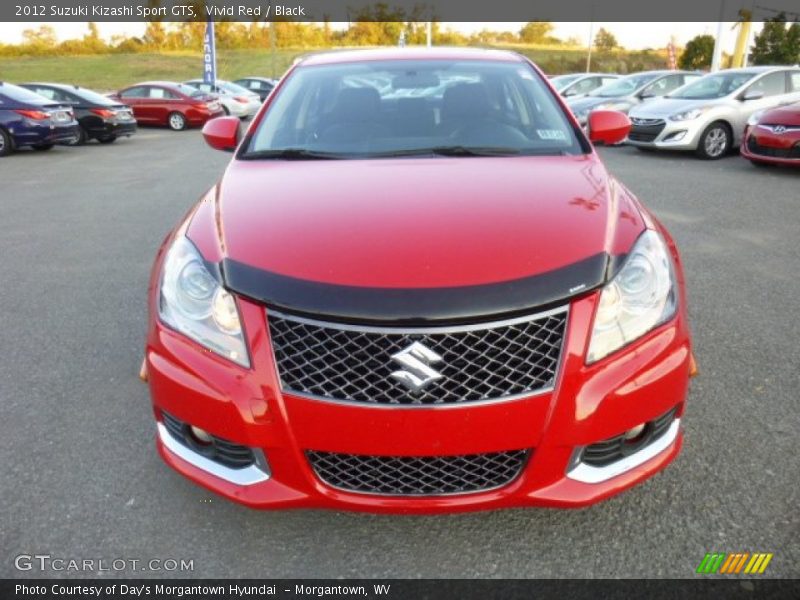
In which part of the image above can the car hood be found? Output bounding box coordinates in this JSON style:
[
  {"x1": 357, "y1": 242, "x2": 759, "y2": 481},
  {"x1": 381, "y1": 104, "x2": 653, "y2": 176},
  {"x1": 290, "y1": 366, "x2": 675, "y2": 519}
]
[
  {"x1": 630, "y1": 97, "x2": 714, "y2": 118},
  {"x1": 187, "y1": 154, "x2": 646, "y2": 322},
  {"x1": 759, "y1": 103, "x2": 800, "y2": 126},
  {"x1": 568, "y1": 96, "x2": 628, "y2": 112}
]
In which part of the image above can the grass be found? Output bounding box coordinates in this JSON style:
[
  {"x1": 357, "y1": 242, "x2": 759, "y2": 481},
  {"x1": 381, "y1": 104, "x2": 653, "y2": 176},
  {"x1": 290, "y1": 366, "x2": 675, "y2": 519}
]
[{"x1": 0, "y1": 45, "x2": 669, "y2": 91}]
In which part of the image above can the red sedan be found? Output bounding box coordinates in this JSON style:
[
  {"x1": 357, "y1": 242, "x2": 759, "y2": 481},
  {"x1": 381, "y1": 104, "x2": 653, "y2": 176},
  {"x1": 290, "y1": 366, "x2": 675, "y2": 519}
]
[
  {"x1": 142, "y1": 48, "x2": 695, "y2": 512},
  {"x1": 109, "y1": 81, "x2": 223, "y2": 130},
  {"x1": 741, "y1": 102, "x2": 800, "y2": 166}
]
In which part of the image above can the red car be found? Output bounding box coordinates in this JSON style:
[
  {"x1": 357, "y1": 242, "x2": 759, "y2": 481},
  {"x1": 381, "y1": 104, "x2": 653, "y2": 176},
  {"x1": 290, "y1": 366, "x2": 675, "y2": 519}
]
[
  {"x1": 109, "y1": 81, "x2": 223, "y2": 131},
  {"x1": 741, "y1": 102, "x2": 800, "y2": 166},
  {"x1": 142, "y1": 48, "x2": 695, "y2": 513}
]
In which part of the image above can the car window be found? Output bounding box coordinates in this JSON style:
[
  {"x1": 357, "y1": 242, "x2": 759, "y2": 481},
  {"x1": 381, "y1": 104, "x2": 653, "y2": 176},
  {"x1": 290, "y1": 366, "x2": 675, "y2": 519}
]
[
  {"x1": 572, "y1": 77, "x2": 599, "y2": 94},
  {"x1": 246, "y1": 59, "x2": 586, "y2": 159},
  {"x1": 220, "y1": 81, "x2": 251, "y2": 95},
  {"x1": 591, "y1": 73, "x2": 656, "y2": 98},
  {"x1": 643, "y1": 75, "x2": 683, "y2": 96},
  {"x1": 121, "y1": 86, "x2": 147, "y2": 98},
  {"x1": 789, "y1": 72, "x2": 800, "y2": 92},
  {"x1": 192, "y1": 82, "x2": 214, "y2": 94},
  {"x1": 0, "y1": 82, "x2": 54, "y2": 104},
  {"x1": 682, "y1": 74, "x2": 701, "y2": 85},
  {"x1": 71, "y1": 87, "x2": 116, "y2": 106},
  {"x1": 601, "y1": 77, "x2": 618, "y2": 85},
  {"x1": 670, "y1": 72, "x2": 757, "y2": 99},
  {"x1": 747, "y1": 72, "x2": 788, "y2": 97}
]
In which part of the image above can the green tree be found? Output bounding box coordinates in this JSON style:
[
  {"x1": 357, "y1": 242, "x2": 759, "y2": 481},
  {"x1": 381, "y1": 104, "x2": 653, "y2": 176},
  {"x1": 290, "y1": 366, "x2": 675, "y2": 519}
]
[
  {"x1": 519, "y1": 22, "x2": 553, "y2": 44},
  {"x1": 22, "y1": 26, "x2": 57, "y2": 49},
  {"x1": 679, "y1": 34, "x2": 715, "y2": 69},
  {"x1": 750, "y1": 15, "x2": 800, "y2": 65},
  {"x1": 594, "y1": 28, "x2": 618, "y2": 52}
]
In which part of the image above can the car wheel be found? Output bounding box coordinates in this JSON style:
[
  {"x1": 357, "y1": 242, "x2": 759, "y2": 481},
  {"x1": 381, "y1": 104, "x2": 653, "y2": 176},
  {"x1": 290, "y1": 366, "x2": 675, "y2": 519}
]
[
  {"x1": 168, "y1": 112, "x2": 187, "y2": 131},
  {"x1": 32, "y1": 143, "x2": 54, "y2": 151},
  {"x1": 67, "y1": 126, "x2": 88, "y2": 146},
  {"x1": 98, "y1": 135, "x2": 117, "y2": 144},
  {"x1": 696, "y1": 122, "x2": 731, "y2": 160},
  {"x1": 0, "y1": 128, "x2": 13, "y2": 157}
]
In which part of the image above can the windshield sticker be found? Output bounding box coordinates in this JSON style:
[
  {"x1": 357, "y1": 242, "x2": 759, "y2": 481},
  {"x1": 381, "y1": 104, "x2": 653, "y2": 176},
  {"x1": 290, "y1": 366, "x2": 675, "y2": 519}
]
[{"x1": 537, "y1": 129, "x2": 568, "y2": 141}]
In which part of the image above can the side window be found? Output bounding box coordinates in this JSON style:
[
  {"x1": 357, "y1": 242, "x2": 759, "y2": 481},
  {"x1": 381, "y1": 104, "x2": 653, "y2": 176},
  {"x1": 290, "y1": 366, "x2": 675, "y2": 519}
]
[
  {"x1": 789, "y1": 72, "x2": 800, "y2": 92},
  {"x1": 601, "y1": 77, "x2": 617, "y2": 86},
  {"x1": 643, "y1": 75, "x2": 682, "y2": 96},
  {"x1": 195, "y1": 83, "x2": 213, "y2": 94},
  {"x1": 573, "y1": 77, "x2": 599, "y2": 93},
  {"x1": 32, "y1": 87, "x2": 56, "y2": 100},
  {"x1": 121, "y1": 86, "x2": 147, "y2": 98},
  {"x1": 748, "y1": 72, "x2": 787, "y2": 97},
  {"x1": 682, "y1": 74, "x2": 701, "y2": 85}
]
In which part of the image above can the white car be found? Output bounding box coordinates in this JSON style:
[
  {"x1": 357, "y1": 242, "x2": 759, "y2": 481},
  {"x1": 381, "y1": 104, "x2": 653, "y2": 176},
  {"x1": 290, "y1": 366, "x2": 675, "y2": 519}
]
[{"x1": 183, "y1": 79, "x2": 261, "y2": 119}]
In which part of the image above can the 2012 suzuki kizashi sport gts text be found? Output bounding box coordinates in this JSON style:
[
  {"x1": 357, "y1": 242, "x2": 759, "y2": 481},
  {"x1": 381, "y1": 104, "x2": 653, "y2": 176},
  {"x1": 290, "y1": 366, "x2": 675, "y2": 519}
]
[{"x1": 142, "y1": 48, "x2": 695, "y2": 513}]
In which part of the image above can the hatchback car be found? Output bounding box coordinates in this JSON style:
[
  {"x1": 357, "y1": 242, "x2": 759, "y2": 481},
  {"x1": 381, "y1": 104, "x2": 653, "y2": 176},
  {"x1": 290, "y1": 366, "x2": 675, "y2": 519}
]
[
  {"x1": 567, "y1": 70, "x2": 701, "y2": 126},
  {"x1": 550, "y1": 73, "x2": 620, "y2": 100},
  {"x1": 20, "y1": 82, "x2": 137, "y2": 145},
  {"x1": 0, "y1": 81, "x2": 79, "y2": 156},
  {"x1": 627, "y1": 66, "x2": 800, "y2": 159},
  {"x1": 233, "y1": 77, "x2": 278, "y2": 102},
  {"x1": 109, "y1": 82, "x2": 223, "y2": 131},
  {"x1": 740, "y1": 101, "x2": 800, "y2": 167},
  {"x1": 183, "y1": 79, "x2": 262, "y2": 118},
  {"x1": 142, "y1": 48, "x2": 694, "y2": 512}
]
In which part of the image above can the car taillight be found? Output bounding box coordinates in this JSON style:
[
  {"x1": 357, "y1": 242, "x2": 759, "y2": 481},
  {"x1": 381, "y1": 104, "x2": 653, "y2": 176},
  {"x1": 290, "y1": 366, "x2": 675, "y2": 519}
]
[
  {"x1": 15, "y1": 109, "x2": 49, "y2": 120},
  {"x1": 91, "y1": 108, "x2": 116, "y2": 119},
  {"x1": 234, "y1": 96, "x2": 249, "y2": 103}
]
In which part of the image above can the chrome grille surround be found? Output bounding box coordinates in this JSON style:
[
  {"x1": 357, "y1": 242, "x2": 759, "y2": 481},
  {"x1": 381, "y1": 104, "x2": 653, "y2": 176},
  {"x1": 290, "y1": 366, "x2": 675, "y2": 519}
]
[
  {"x1": 307, "y1": 449, "x2": 530, "y2": 496},
  {"x1": 267, "y1": 306, "x2": 568, "y2": 406}
]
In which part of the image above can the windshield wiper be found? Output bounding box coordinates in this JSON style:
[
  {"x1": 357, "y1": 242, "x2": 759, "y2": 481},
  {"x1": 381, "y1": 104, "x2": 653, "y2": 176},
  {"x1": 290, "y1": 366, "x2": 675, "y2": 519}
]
[
  {"x1": 241, "y1": 148, "x2": 345, "y2": 160},
  {"x1": 372, "y1": 146, "x2": 523, "y2": 158}
]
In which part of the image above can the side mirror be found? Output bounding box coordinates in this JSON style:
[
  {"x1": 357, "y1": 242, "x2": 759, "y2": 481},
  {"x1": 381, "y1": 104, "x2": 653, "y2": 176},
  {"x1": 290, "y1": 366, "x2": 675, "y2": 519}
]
[
  {"x1": 639, "y1": 91, "x2": 655, "y2": 99},
  {"x1": 587, "y1": 110, "x2": 632, "y2": 145},
  {"x1": 563, "y1": 89, "x2": 577, "y2": 97},
  {"x1": 742, "y1": 89, "x2": 764, "y2": 101},
  {"x1": 202, "y1": 116, "x2": 241, "y2": 152}
]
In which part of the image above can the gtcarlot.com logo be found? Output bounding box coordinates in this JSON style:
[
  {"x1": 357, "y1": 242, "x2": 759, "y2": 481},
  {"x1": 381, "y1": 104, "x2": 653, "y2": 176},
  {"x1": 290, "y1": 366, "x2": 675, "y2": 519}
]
[
  {"x1": 696, "y1": 552, "x2": 773, "y2": 575},
  {"x1": 14, "y1": 554, "x2": 194, "y2": 572}
]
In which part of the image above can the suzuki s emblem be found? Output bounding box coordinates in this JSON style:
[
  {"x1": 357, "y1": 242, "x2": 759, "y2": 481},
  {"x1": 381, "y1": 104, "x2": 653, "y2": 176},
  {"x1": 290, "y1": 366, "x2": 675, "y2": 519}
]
[
  {"x1": 390, "y1": 342, "x2": 443, "y2": 393},
  {"x1": 772, "y1": 125, "x2": 786, "y2": 134}
]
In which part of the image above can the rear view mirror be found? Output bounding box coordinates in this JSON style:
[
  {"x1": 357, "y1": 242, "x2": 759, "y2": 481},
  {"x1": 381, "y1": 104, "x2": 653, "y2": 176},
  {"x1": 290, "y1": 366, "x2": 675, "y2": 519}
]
[
  {"x1": 392, "y1": 72, "x2": 440, "y2": 89},
  {"x1": 742, "y1": 89, "x2": 764, "y2": 101},
  {"x1": 202, "y1": 116, "x2": 241, "y2": 152},
  {"x1": 587, "y1": 110, "x2": 632, "y2": 145}
]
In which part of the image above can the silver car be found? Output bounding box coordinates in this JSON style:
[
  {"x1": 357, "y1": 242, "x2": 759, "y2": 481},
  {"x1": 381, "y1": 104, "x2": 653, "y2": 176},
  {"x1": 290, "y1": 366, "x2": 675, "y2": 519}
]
[
  {"x1": 627, "y1": 66, "x2": 800, "y2": 159},
  {"x1": 550, "y1": 73, "x2": 620, "y2": 100},
  {"x1": 566, "y1": 70, "x2": 702, "y2": 126}
]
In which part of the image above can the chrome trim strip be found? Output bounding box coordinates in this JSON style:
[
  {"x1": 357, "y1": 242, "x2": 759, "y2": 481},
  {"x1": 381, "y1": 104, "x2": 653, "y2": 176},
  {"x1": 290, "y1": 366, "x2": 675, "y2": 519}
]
[
  {"x1": 268, "y1": 305, "x2": 569, "y2": 334},
  {"x1": 157, "y1": 423, "x2": 270, "y2": 486},
  {"x1": 567, "y1": 419, "x2": 681, "y2": 484}
]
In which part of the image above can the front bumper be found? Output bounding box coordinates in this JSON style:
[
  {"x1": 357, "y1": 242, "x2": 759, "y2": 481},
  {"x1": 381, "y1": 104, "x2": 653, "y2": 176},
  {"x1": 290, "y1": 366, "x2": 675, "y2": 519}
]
[
  {"x1": 626, "y1": 117, "x2": 708, "y2": 151},
  {"x1": 740, "y1": 125, "x2": 800, "y2": 166},
  {"x1": 145, "y1": 284, "x2": 692, "y2": 513}
]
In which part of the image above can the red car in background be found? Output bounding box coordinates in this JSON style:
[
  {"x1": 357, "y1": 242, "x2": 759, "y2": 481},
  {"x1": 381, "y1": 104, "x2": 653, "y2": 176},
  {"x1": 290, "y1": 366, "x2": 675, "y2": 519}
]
[
  {"x1": 741, "y1": 102, "x2": 800, "y2": 166},
  {"x1": 142, "y1": 48, "x2": 694, "y2": 513},
  {"x1": 109, "y1": 81, "x2": 223, "y2": 131}
]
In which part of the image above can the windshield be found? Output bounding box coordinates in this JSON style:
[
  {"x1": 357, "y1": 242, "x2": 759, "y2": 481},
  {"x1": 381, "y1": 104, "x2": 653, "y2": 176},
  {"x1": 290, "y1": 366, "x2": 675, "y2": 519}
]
[
  {"x1": 70, "y1": 86, "x2": 116, "y2": 106},
  {"x1": 668, "y1": 72, "x2": 757, "y2": 99},
  {"x1": 244, "y1": 59, "x2": 585, "y2": 159},
  {"x1": 550, "y1": 74, "x2": 581, "y2": 91},
  {"x1": 591, "y1": 73, "x2": 657, "y2": 97},
  {"x1": 0, "y1": 83, "x2": 53, "y2": 105}
]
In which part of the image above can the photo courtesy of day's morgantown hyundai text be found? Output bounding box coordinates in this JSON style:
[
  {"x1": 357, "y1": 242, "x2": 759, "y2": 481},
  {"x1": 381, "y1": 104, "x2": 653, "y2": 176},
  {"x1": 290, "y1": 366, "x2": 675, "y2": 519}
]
[{"x1": 141, "y1": 47, "x2": 695, "y2": 513}]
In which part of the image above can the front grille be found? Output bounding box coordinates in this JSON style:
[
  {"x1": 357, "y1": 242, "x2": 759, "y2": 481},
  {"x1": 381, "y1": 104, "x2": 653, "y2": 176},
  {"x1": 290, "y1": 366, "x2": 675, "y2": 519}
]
[
  {"x1": 747, "y1": 136, "x2": 800, "y2": 159},
  {"x1": 162, "y1": 412, "x2": 255, "y2": 469},
  {"x1": 628, "y1": 118, "x2": 666, "y2": 142},
  {"x1": 582, "y1": 408, "x2": 677, "y2": 467},
  {"x1": 268, "y1": 308, "x2": 567, "y2": 405},
  {"x1": 307, "y1": 449, "x2": 530, "y2": 496}
]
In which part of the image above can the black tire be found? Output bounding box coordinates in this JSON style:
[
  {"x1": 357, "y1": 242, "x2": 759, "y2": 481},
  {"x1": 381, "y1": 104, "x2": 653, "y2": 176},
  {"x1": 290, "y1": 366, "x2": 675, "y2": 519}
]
[
  {"x1": 98, "y1": 135, "x2": 117, "y2": 144},
  {"x1": 69, "y1": 126, "x2": 88, "y2": 146},
  {"x1": 695, "y1": 122, "x2": 731, "y2": 160},
  {"x1": 167, "y1": 112, "x2": 187, "y2": 131},
  {"x1": 0, "y1": 128, "x2": 13, "y2": 157},
  {"x1": 32, "y1": 143, "x2": 54, "y2": 151}
]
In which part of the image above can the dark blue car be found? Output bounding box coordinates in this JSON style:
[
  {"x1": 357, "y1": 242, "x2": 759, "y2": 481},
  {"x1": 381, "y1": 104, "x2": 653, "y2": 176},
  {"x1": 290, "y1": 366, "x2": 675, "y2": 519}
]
[{"x1": 0, "y1": 81, "x2": 80, "y2": 156}]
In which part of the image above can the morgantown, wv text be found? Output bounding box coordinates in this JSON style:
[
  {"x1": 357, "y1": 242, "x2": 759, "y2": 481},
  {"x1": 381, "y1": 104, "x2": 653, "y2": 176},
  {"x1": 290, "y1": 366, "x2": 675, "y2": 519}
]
[{"x1": 16, "y1": 583, "x2": 392, "y2": 598}]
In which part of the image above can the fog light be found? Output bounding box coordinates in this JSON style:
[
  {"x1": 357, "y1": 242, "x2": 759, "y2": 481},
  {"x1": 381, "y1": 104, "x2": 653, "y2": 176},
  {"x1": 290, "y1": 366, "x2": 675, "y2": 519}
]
[
  {"x1": 189, "y1": 426, "x2": 213, "y2": 445},
  {"x1": 623, "y1": 423, "x2": 646, "y2": 442}
]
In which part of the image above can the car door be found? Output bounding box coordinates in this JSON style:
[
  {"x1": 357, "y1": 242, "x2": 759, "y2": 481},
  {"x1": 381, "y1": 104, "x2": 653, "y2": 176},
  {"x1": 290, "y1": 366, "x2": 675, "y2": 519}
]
[
  {"x1": 119, "y1": 86, "x2": 149, "y2": 121},
  {"x1": 144, "y1": 86, "x2": 177, "y2": 125},
  {"x1": 736, "y1": 71, "x2": 791, "y2": 132}
]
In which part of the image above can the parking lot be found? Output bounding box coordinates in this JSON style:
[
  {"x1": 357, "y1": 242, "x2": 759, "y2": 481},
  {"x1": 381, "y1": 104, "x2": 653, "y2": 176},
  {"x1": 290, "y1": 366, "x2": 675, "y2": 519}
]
[{"x1": 1, "y1": 129, "x2": 798, "y2": 578}]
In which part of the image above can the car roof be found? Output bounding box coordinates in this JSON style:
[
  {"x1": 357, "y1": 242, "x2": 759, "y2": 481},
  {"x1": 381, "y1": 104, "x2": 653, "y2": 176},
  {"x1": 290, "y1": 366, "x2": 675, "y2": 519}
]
[
  {"x1": 130, "y1": 81, "x2": 185, "y2": 88},
  {"x1": 718, "y1": 66, "x2": 798, "y2": 74},
  {"x1": 298, "y1": 47, "x2": 524, "y2": 67}
]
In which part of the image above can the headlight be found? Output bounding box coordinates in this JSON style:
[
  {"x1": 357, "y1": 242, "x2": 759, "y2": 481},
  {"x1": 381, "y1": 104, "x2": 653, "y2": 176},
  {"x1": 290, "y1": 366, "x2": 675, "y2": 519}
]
[
  {"x1": 586, "y1": 230, "x2": 677, "y2": 363},
  {"x1": 669, "y1": 107, "x2": 710, "y2": 122},
  {"x1": 747, "y1": 110, "x2": 765, "y2": 127},
  {"x1": 159, "y1": 236, "x2": 250, "y2": 367}
]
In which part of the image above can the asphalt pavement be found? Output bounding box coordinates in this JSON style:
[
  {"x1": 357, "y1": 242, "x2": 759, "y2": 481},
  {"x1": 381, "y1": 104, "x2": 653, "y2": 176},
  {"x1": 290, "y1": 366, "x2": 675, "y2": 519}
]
[{"x1": 0, "y1": 130, "x2": 798, "y2": 578}]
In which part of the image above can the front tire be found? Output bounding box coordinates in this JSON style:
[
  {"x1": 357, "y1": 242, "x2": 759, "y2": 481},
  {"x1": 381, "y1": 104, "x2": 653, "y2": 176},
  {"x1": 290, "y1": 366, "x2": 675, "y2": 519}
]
[
  {"x1": 0, "y1": 128, "x2": 13, "y2": 157},
  {"x1": 696, "y1": 122, "x2": 731, "y2": 160},
  {"x1": 168, "y1": 112, "x2": 187, "y2": 131}
]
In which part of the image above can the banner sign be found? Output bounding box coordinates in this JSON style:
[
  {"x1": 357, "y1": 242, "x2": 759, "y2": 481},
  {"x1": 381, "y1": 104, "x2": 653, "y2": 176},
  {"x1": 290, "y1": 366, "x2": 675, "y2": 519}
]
[{"x1": 203, "y1": 21, "x2": 216, "y2": 85}]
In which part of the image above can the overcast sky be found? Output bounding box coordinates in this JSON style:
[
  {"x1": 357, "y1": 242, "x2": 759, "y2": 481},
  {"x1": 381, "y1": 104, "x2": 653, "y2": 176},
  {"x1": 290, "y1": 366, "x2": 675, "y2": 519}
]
[{"x1": 0, "y1": 21, "x2": 746, "y2": 52}]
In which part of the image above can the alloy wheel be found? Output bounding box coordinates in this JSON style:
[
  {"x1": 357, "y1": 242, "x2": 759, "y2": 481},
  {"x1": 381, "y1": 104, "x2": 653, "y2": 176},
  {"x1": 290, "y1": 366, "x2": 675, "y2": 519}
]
[{"x1": 704, "y1": 127, "x2": 728, "y2": 158}]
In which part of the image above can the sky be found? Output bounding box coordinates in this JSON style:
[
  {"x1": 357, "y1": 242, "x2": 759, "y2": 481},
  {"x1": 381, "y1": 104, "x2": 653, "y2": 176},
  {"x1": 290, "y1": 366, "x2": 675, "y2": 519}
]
[{"x1": 0, "y1": 21, "x2": 748, "y2": 52}]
